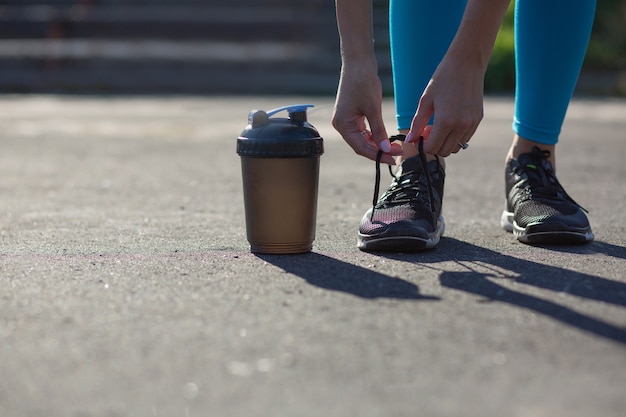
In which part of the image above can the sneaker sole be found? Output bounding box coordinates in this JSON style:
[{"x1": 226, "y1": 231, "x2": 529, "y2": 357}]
[
  {"x1": 501, "y1": 210, "x2": 594, "y2": 244},
  {"x1": 357, "y1": 216, "x2": 445, "y2": 252}
]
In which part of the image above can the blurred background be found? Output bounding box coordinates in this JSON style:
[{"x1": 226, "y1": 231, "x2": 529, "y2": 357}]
[{"x1": 0, "y1": 0, "x2": 623, "y2": 96}]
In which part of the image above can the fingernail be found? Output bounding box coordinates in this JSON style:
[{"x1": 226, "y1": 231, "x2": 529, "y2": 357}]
[
  {"x1": 404, "y1": 133, "x2": 414, "y2": 143},
  {"x1": 380, "y1": 140, "x2": 391, "y2": 153}
]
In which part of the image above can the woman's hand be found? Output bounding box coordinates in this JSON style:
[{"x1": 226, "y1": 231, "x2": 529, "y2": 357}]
[
  {"x1": 404, "y1": 0, "x2": 511, "y2": 156},
  {"x1": 405, "y1": 55, "x2": 485, "y2": 157},
  {"x1": 333, "y1": 0, "x2": 403, "y2": 164},
  {"x1": 332, "y1": 62, "x2": 403, "y2": 165}
]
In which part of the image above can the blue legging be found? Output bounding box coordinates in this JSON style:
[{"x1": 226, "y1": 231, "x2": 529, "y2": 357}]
[{"x1": 390, "y1": 0, "x2": 596, "y2": 145}]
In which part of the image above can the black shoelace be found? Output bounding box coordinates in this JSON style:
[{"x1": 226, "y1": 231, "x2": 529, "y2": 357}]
[
  {"x1": 522, "y1": 147, "x2": 588, "y2": 213},
  {"x1": 371, "y1": 134, "x2": 436, "y2": 221}
]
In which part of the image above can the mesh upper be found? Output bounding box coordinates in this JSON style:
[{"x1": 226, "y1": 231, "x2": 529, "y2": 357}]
[
  {"x1": 360, "y1": 157, "x2": 444, "y2": 236},
  {"x1": 505, "y1": 148, "x2": 589, "y2": 229}
]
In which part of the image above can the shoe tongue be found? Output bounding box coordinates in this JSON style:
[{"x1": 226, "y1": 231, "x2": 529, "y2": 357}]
[
  {"x1": 516, "y1": 152, "x2": 539, "y2": 168},
  {"x1": 398, "y1": 156, "x2": 423, "y2": 175},
  {"x1": 515, "y1": 148, "x2": 554, "y2": 171}
]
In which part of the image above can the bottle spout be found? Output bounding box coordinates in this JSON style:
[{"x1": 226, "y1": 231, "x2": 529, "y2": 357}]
[{"x1": 266, "y1": 104, "x2": 314, "y2": 122}]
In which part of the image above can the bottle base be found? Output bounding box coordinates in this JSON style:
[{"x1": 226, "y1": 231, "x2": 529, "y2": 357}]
[{"x1": 249, "y1": 242, "x2": 313, "y2": 254}]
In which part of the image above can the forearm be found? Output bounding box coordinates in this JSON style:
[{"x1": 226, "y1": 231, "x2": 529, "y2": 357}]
[
  {"x1": 335, "y1": 0, "x2": 376, "y2": 65},
  {"x1": 408, "y1": 0, "x2": 512, "y2": 152},
  {"x1": 333, "y1": 0, "x2": 393, "y2": 162},
  {"x1": 444, "y1": 0, "x2": 512, "y2": 71}
]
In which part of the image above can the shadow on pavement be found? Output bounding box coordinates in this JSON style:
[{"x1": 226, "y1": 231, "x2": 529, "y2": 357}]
[
  {"x1": 257, "y1": 252, "x2": 440, "y2": 301},
  {"x1": 394, "y1": 238, "x2": 626, "y2": 345},
  {"x1": 260, "y1": 238, "x2": 626, "y2": 344}
]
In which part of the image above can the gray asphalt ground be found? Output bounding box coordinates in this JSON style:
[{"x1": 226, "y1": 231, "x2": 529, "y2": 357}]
[{"x1": 0, "y1": 95, "x2": 625, "y2": 417}]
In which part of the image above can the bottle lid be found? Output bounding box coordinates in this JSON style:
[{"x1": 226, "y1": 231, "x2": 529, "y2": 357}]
[{"x1": 237, "y1": 104, "x2": 324, "y2": 158}]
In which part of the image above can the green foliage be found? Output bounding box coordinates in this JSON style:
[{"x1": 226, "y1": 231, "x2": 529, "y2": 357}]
[
  {"x1": 585, "y1": 0, "x2": 626, "y2": 70},
  {"x1": 485, "y1": 3, "x2": 515, "y2": 92}
]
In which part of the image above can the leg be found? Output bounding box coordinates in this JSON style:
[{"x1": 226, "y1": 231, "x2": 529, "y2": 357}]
[
  {"x1": 508, "y1": 0, "x2": 597, "y2": 168},
  {"x1": 503, "y1": 0, "x2": 596, "y2": 244},
  {"x1": 357, "y1": 0, "x2": 467, "y2": 252}
]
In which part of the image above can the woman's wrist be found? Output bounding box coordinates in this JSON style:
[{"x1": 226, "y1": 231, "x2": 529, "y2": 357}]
[{"x1": 340, "y1": 55, "x2": 379, "y2": 74}]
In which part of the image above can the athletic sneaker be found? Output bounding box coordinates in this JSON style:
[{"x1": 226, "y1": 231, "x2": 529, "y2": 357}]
[
  {"x1": 501, "y1": 146, "x2": 593, "y2": 244},
  {"x1": 358, "y1": 152, "x2": 445, "y2": 252}
]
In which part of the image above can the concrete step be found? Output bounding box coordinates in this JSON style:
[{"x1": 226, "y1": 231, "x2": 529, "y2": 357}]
[
  {"x1": 0, "y1": 0, "x2": 391, "y2": 94},
  {"x1": 0, "y1": 4, "x2": 339, "y2": 41},
  {"x1": 0, "y1": 57, "x2": 345, "y2": 94}
]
